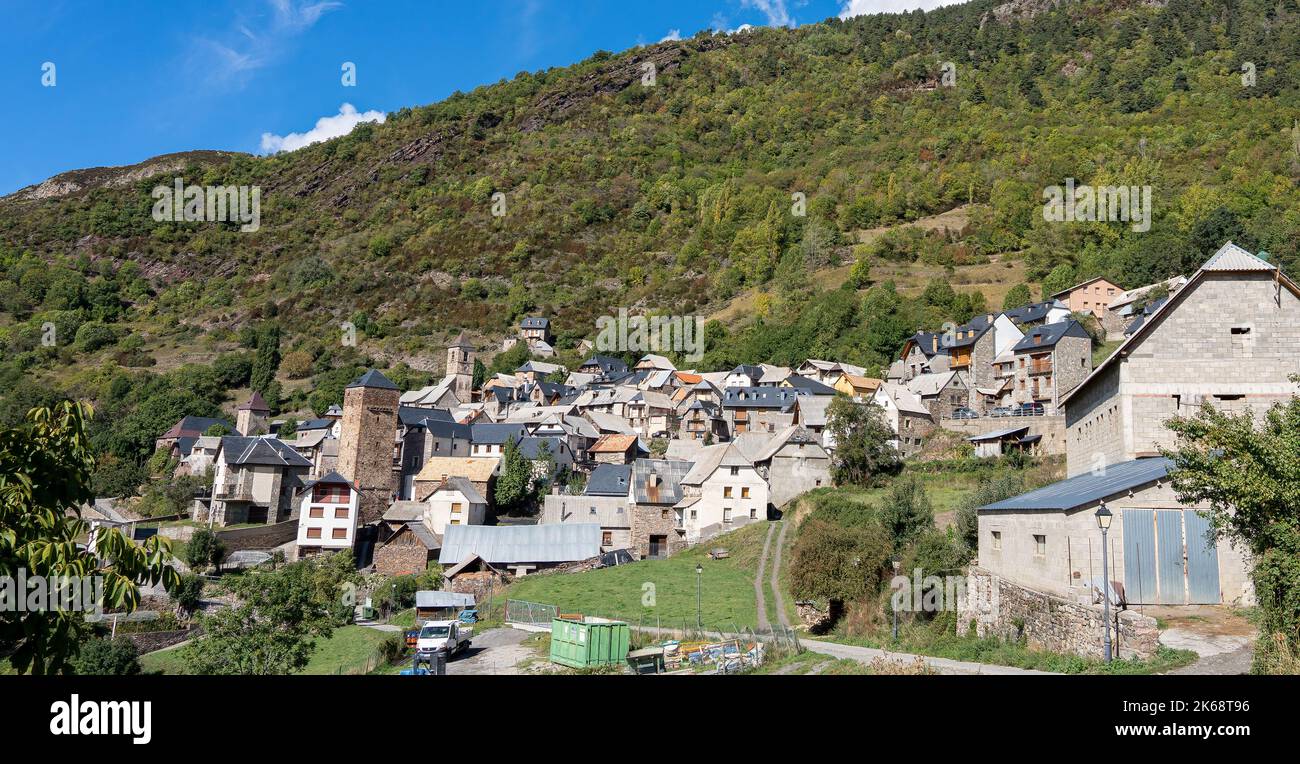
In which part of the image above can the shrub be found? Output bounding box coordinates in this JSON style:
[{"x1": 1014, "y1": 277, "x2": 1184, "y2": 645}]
[{"x1": 73, "y1": 637, "x2": 141, "y2": 675}]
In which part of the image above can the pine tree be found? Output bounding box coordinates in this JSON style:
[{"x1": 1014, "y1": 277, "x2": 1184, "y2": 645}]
[{"x1": 250, "y1": 324, "x2": 281, "y2": 395}]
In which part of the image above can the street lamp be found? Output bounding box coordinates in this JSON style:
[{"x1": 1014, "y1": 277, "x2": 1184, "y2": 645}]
[
  {"x1": 695, "y1": 563, "x2": 703, "y2": 633},
  {"x1": 1095, "y1": 503, "x2": 1113, "y2": 663}
]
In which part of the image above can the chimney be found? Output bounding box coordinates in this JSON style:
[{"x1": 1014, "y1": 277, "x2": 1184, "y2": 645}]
[
  {"x1": 987, "y1": 313, "x2": 994, "y2": 323},
  {"x1": 931, "y1": 335, "x2": 937, "y2": 353}
]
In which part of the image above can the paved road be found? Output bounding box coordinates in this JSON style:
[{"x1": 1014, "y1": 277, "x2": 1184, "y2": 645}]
[
  {"x1": 754, "y1": 522, "x2": 778, "y2": 631},
  {"x1": 800, "y1": 638, "x2": 1055, "y2": 675},
  {"x1": 1160, "y1": 628, "x2": 1253, "y2": 675},
  {"x1": 447, "y1": 627, "x2": 536, "y2": 675}
]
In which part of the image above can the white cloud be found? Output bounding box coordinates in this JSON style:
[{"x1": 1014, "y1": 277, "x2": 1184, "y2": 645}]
[
  {"x1": 269, "y1": 0, "x2": 343, "y2": 32},
  {"x1": 742, "y1": 0, "x2": 794, "y2": 28},
  {"x1": 660, "y1": 29, "x2": 682, "y2": 42},
  {"x1": 189, "y1": 0, "x2": 342, "y2": 87},
  {"x1": 838, "y1": 0, "x2": 952, "y2": 19},
  {"x1": 260, "y1": 103, "x2": 386, "y2": 153}
]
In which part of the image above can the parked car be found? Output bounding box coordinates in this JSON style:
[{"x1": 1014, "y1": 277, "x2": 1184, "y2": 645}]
[
  {"x1": 1013, "y1": 402, "x2": 1045, "y2": 416},
  {"x1": 416, "y1": 620, "x2": 472, "y2": 659},
  {"x1": 990, "y1": 406, "x2": 1013, "y2": 418},
  {"x1": 951, "y1": 407, "x2": 979, "y2": 420}
]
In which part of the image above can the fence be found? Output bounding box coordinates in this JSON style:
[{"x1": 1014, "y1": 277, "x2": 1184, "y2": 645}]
[{"x1": 505, "y1": 599, "x2": 559, "y2": 629}]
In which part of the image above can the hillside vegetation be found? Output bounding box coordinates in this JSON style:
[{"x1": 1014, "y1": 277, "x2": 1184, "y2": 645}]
[{"x1": 2, "y1": 0, "x2": 1300, "y2": 486}]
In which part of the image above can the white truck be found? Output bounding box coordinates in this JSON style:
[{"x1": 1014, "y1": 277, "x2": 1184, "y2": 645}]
[{"x1": 415, "y1": 620, "x2": 472, "y2": 660}]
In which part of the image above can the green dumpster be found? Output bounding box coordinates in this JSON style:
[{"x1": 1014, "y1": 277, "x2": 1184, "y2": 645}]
[{"x1": 549, "y1": 617, "x2": 631, "y2": 668}]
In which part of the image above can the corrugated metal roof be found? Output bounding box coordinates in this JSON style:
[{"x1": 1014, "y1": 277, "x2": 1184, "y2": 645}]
[
  {"x1": 438, "y1": 523, "x2": 602, "y2": 564},
  {"x1": 966, "y1": 426, "x2": 1029, "y2": 443},
  {"x1": 980, "y1": 457, "x2": 1171, "y2": 512},
  {"x1": 1201, "y1": 241, "x2": 1275, "y2": 272},
  {"x1": 415, "y1": 590, "x2": 474, "y2": 608}
]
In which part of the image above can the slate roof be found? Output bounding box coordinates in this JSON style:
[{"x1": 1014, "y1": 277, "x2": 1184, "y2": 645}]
[
  {"x1": 980, "y1": 457, "x2": 1172, "y2": 512},
  {"x1": 907, "y1": 371, "x2": 963, "y2": 398},
  {"x1": 520, "y1": 316, "x2": 551, "y2": 329},
  {"x1": 721, "y1": 387, "x2": 799, "y2": 410},
  {"x1": 237, "y1": 392, "x2": 270, "y2": 412},
  {"x1": 438, "y1": 523, "x2": 602, "y2": 565},
  {"x1": 430, "y1": 475, "x2": 487, "y2": 505},
  {"x1": 682, "y1": 443, "x2": 753, "y2": 485},
  {"x1": 162, "y1": 416, "x2": 234, "y2": 440},
  {"x1": 729, "y1": 364, "x2": 763, "y2": 380},
  {"x1": 347, "y1": 369, "x2": 398, "y2": 390},
  {"x1": 631, "y1": 458, "x2": 693, "y2": 505},
  {"x1": 471, "y1": 423, "x2": 527, "y2": 445},
  {"x1": 1002, "y1": 301, "x2": 1063, "y2": 325},
  {"x1": 580, "y1": 355, "x2": 629, "y2": 374},
  {"x1": 516, "y1": 436, "x2": 567, "y2": 461},
  {"x1": 590, "y1": 434, "x2": 638, "y2": 453},
  {"x1": 585, "y1": 464, "x2": 632, "y2": 496},
  {"x1": 782, "y1": 375, "x2": 837, "y2": 395},
  {"x1": 219, "y1": 436, "x2": 312, "y2": 468},
  {"x1": 1012, "y1": 319, "x2": 1090, "y2": 352},
  {"x1": 448, "y1": 331, "x2": 475, "y2": 349}
]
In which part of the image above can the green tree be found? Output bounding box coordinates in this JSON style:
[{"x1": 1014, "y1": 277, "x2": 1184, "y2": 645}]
[
  {"x1": 186, "y1": 560, "x2": 340, "y2": 675},
  {"x1": 494, "y1": 438, "x2": 534, "y2": 513},
  {"x1": 172, "y1": 572, "x2": 205, "y2": 616},
  {"x1": 825, "y1": 397, "x2": 901, "y2": 487},
  {"x1": 0, "y1": 402, "x2": 180, "y2": 674},
  {"x1": 876, "y1": 474, "x2": 935, "y2": 552},
  {"x1": 472, "y1": 358, "x2": 487, "y2": 390},
  {"x1": 250, "y1": 324, "x2": 282, "y2": 395},
  {"x1": 1002, "y1": 283, "x2": 1032, "y2": 310},
  {"x1": 789, "y1": 517, "x2": 892, "y2": 603},
  {"x1": 1163, "y1": 394, "x2": 1300, "y2": 673},
  {"x1": 186, "y1": 528, "x2": 227, "y2": 573},
  {"x1": 72, "y1": 637, "x2": 141, "y2": 676}
]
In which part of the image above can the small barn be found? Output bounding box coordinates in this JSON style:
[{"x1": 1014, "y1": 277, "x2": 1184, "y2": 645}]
[{"x1": 414, "y1": 590, "x2": 476, "y2": 621}]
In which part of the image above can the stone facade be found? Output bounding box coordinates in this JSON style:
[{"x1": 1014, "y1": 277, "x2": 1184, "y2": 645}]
[
  {"x1": 628, "y1": 504, "x2": 682, "y2": 560},
  {"x1": 1064, "y1": 270, "x2": 1300, "y2": 478},
  {"x1": 939, "y1": 415, "x2": 1067, "y2": 456},
  {"x1": 337, "y1": 377, "x2": 400, "y2": 524},
  {"x1": 213, "y1": 518, "x2": 299, "y2": 553},
  {"x1": 957, "y1": 567, "x2": 1159, "y2": 660},
  {"x1": 372, "y1": 527, "x2": 435, "y2": 576}
]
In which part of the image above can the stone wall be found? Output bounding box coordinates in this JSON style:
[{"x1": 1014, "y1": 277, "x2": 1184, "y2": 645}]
[
  {"x1": 215, "y1": 518, "x2": 299, "y2": 553},
  {"x1": 125, "y1": 627, "x2": 201, "y2": 654},
  {"x1": 957, "y1": 566, "x2": 1158, "y2": 660},
  {"x1": 628, "y1": 505, "x2": 681, "y2": 560}
]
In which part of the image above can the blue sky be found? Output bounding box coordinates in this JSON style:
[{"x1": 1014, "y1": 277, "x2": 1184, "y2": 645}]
[{"x1": 0, "y1": 0, "x2": 947, "y2": 195}]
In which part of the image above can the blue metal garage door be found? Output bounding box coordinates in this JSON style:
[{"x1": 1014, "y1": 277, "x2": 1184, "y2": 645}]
[
  {"x1": 1122, "y1": 509, "x2": 1157, "y2": 604},
  {"x1": 1155, "y1": 510, "x2": 1186, "y2": 604},
  {"x1": 1184, "y1": 511, "x2": 1221, "y2": 604}
]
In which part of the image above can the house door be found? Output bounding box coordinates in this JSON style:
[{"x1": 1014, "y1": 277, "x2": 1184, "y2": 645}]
[
  {"x1": 1121, "y1": 509, "x2": 1220, "y2": 605},
  {"x1": 1184, "y1": 511, "x2": 1221, "y2": 604},
  {"x1": 648, "y1": 535, "x2": 667, "y2": 559}
]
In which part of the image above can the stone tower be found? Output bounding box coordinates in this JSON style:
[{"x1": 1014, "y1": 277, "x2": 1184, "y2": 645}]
[
  {"x1": 337, "y1": 369, "x2": 400, "y2": 524},
  {"x1": 235, "y1": 391, "x2": 270, "y2": 436},
  {"x1": 447, "y1": 331, "x2": 476, "y2": 403}
]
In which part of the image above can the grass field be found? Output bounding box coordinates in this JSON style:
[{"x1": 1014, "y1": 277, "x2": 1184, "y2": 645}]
[
  {"x1": 504, "y1": 521, "x2": 772, "y2": 630},
  {"x1": 139, "y1": 624, "x2": 388, "y2": 675}
]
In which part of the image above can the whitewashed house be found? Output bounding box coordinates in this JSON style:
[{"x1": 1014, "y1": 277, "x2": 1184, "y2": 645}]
[
  {"x1": 675, "y1": 442, "x2": 769, "y2": 544},
  {"x1": 295, "y1": 471, "x2": 360, "y2": 559}
]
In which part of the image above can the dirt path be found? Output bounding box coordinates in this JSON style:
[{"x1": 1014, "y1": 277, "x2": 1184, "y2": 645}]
[
  {"x1": 769, "y1": 520, "x2": 792, "y2": 629},
  {"x1": 754, "y1": 522, "x2": 777, "y2": 631},
  {"x1": 1149, "y1": 606, "x2": 1255, "y2": 675},
  {"x1": 801, "y1": 638, "x2": 1055, "y2": 675}
]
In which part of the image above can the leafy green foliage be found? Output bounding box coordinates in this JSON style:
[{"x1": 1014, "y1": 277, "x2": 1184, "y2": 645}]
[
  {"x1": 0, "y1": 402, "x2": 180, "y2": 674},
  {"x1": 825, "y1": 397, "x2": 902, "y2": 487},
  {"x1": 1163, "y1": 394, "x2": 1300, "y2": 673},
  {"x1": 72, "y1": 636, "x2": 141, "y2": 676}
]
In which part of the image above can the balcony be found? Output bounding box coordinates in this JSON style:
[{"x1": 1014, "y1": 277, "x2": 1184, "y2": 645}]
[
  {"x1": 214, "y1": 482, "x2": 256, "y2": 502},
  {"x1": 1027, "y1": 361, "x2": 1053, "y2": 376}
]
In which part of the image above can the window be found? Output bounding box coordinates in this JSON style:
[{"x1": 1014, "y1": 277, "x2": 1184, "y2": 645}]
[
  {"x1": 309, "y1": 506, "x2": 324, "y2": 518},
  {"x1": 451, "y1": 502, "x2": 463, "y2": 514},
  {"x1": 661, "y1": 509, "x2": 669, "y2": 519},
  {"x1": 332, "y1": 528, "x2": 348, "y2": 540},
  {"x1": 723, "y1": 508, "x2": 733, "y2": 524},
  {"x1": 730, "y1": 466, "x2": 739, "y2": 476},
  {"x1": 741, "y1": 487, "x2": 750, "y2": 499},
  {"x1": 1034, "y1": 534, "x2": 1046, "y2": 556},
  {"x1": 723, "y1": 486, "x2": 733, "y2": 498},
  {"x1": 306, "y1": 527, "x2": 322, "y2": 539},
  {"x1": 749, "y1": 508, "x2": 757, "y2": 519},
  {"x1": 334, "y1": 507, "x2": 349, "y2": 519},
  {"x1": 450, "y1": 519, "x2": 460, "y2": 525},
  {"x1": 690, "y1": 509, "x2": 697, "y2": 520},
  {"x1": 991, "y1": 531, "x2": 1001, "y2": 550},
  {"x1": 602, "y1": 531, "x2": 612, "y2": 546}
]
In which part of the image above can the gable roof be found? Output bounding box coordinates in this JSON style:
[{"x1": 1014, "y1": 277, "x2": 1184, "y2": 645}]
[
  {"x1": 414, "y1": 456, "x2": 500, "y2": 484},
  {"x1": 682, "y1": 442, "x2": 753, "y2": 485},
  {"x1": 162, "y1": 415, "x2": 234, "y2": 440},
  {"x1": 1061, "y1": 242, "x2": 1300, "y2": 407},
  {"x1": 219, "y1": 436, "x2": 312, "y2": 468},
  {"x1": 520, "y1": 316, "x2": 550, "y2": 329},
  {"x1": 471, "y1": 422, "x2": 527, "y2": 445},
  {"x1": 348, "y1": 369, "x2": 398, "y2": 390},
  {"x1": 237, "y1": 392, "x2": 270, "y2": 412},
  {"x1": 400, "y1": 378, "x2": 458, "y2": 406},
  {"x1": 1011, "y1": 319, "x2": 1090, "y2": 353},
  {"x1": 980, "y1": 457, "x2": 1171, "y2": 512},
  {"x1": 721, "y1": 386, "x2": 799, "y2": 410},
  {"x1": 631, "y1": 458, "x2": 693, "y2": 504},
  {"x1": 585, "y1": 463, "x2": 632, "y2": 496},
  {"x1": 1050, "y1": 276, "x2": 1119, "y2": 299},
  {"x1": 430, "y1": 476, "x2": 487, "y2": 505},
  {"x1": 875, "y1": 383, "x2": 930, "y2": 416},
  {"x1": 448, "y1": 331, "x2": 475, "y2": 349},
  {"x1": 1002, "y1": 301, "x2": 1065, "y2": 325},
  {"x1": 438, "y1": 523, "x2": 602, "y2": 565},
  {"x1": 589, "y1": 433, "x2": 638, "y2": 453},
  {"x1": 782, "y1": 374, "x2": 837, "y2": 395},
  {"x1": 907, "y1": 370, "x2": 962, "y2": 398}
]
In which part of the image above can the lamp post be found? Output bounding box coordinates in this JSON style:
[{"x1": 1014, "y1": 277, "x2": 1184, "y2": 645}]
[
  {"x1": 695, "y1": 563, "x2": 703, "y2": 634},
  {"x1": 1095, "y1": 503, "x2": 1113, "y2": 663}
]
